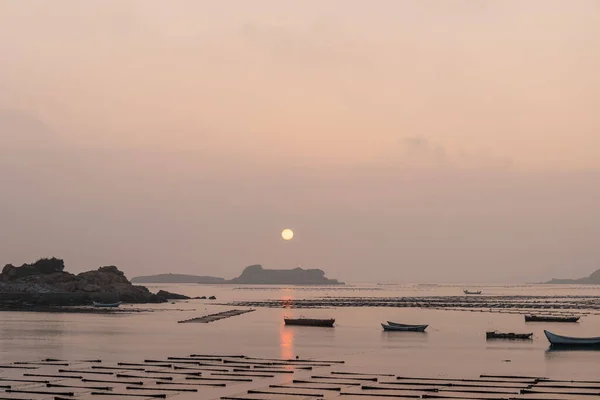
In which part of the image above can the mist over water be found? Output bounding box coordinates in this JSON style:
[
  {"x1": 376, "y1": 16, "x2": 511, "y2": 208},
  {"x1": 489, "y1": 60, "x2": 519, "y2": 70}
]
[{"x1": 1, "y1": 1, "x2": 600, "y2": 282}]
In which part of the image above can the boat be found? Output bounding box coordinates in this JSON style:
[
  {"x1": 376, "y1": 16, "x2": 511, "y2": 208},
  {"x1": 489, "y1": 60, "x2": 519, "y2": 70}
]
[
  {"x1": 464, "y1": 290, "x2": 482, "y2": 295},
  {"x1": 486, "y1": 331, "x2": 533, "y2": 340},
  {"x1": 544, "y1": 330, "x2": 600, "y2": 348},
  {"x1": 386, "y1": 321, "x2": 429, "y2": 332},
  {"x1": 381, "y1": 323, "x2": 427, "y2": 332},
  {"x1": 93, "y1": 301, "x2": 122, "y2": 308},
  {"x1": 525, "y1": 315, "x2": 579, "y2": 323},
  {"x1": 284, "y1": 317, "x2": 335, "y2": 327}
]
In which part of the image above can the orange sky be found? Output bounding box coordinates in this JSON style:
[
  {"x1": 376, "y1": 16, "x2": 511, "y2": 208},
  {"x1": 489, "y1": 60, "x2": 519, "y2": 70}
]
[{"x1": 1, "y1": 1, "x2": 599, "y2": 282}]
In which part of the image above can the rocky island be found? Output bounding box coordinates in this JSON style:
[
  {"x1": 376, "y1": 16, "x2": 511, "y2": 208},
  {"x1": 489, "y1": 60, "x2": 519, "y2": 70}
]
[
  {"x1": 0, "y1": 257, "x2": 189, "y2": 310},
  {"x1": 227, "y1": 265, "x2": 343, "y2": 285},
  {"x1": 544, "y1": 269, "x2": 600, "y2": 284},
  {"x1": 131, "y1": 265, "x2": 344, "y2": 285}
]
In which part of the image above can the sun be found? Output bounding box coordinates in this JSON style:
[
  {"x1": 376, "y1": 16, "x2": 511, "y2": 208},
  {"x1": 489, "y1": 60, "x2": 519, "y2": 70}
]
[{"x1": 281, "y1": 229, "x2": 294, "y2": 241}]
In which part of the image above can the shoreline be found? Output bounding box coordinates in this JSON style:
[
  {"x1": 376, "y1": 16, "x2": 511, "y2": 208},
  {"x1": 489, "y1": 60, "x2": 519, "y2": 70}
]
[
  {"x1": 0, "y1": 290, "x2": 167, "y2": 312},
  {"x1": 0, "y1": 302, "x2": 196, "y2": 313}
]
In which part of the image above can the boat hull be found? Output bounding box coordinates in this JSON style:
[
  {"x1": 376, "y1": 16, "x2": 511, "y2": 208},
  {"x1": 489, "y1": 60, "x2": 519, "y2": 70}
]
[
  {"x1": 382, "y1": 323, "x2": 427, "y2": 332},
  {"x1": 284, "y1": 318, "x2": 335, "y2": 327},
  {"x1": 93, "y1": 301, "x2": 122, "y2": 308},
  {"x1": 486, "y1": 331, "x2": 533, "y2": 340},
  {"x1": 464, "y1": 291, "x2": 482, "y2": 295},
  {"x1": 544, "y1": 330, "x2": 600, "y2": 348},
  {"x1": 525, "y1": 315, "x2": 579, "y2": 323},
  {"x1": 386, "y1": 321, "x2": 428, "y2": 332}
]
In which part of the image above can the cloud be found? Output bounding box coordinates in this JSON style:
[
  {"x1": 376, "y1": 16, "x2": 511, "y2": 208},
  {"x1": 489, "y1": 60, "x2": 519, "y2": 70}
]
[
  {"x1": 0, "y1": 109, "x2": 61, "y2": 152},
  {"x1": 399, "y1": 135, "x2": 512, "y2": 169},
  {"x1": 239, "y1": 19, "x2": 362, "y2": 65},
  {"x1": 401, "y1": 135, "x2": 448, "y2": 165}
]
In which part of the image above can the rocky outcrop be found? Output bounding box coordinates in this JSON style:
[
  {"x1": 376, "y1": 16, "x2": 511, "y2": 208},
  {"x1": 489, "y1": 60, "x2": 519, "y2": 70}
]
[
  {"x1": 0, "y1": 257, "x2": 65, "y2": 282},
  {"x1": 226, "y1": 265, "x2": 343, "y2": 285},
  {"x1": 0, "y1": 258, "x2": 166, "y2": 305},
  {"x1": 156, "y1": 290, "x2": 191, "y2": 300},
  {"x1": 132, "y1": 273, "x2": 226, "y2": 284},
  {"x1": 544, "y1": 269, "x2": 600, "y2": 284}
]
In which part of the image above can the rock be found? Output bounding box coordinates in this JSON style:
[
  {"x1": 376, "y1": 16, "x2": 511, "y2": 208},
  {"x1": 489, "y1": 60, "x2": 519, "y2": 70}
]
[
  {"x1": 156, "y1": 290, "x2": 190, "y2": 300},
  {"x1": 209, "y1": 295, "x2": 216, "y2": 300},
  {"x1": 83, "y1": 284, "x2": 102, "y2": 292},
  {"x1": 0, "y1": 258, "x2": 167, "y2": 306},
  {"x1": 77, "y1": 266, "x2": 130, "y2": 286},
  {"x1": 226, "y1": 265, "x2": 343, "y2": 285},
  {"x1": 58, "y1": 281, "x2": 79, "y2": 292},
  {"x1": 147, "y1": 293, "x2": 166, "y2": 303},
  {"x1": 1, "y1": 257, "x2": 65, "y2": 282},
  {"x1": 544, "y1": 268, "x2": 600, "y2": 284},
  {"x1": 105, "y1": 282, "x2": 159, "y2": 304}
]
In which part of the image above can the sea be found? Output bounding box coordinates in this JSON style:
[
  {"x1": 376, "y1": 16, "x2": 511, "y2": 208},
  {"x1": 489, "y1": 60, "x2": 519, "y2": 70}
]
[{"x1": 1, "y1": 283, "x2": 600, "y2": 383}]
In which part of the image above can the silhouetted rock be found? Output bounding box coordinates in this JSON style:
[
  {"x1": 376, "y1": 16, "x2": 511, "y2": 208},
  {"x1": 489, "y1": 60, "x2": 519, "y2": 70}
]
[
  {"x1": 1, "y1": 257, "x2": 65, "y2": 282},
  {"x1": 131, "y1": 273, "x2": 225, "y2": 284},
  {"x1": 0, "y1": 258, "x2": 167, "y2": 306},
  {"x1": 544, "y1": 269, "x2": 600, "y2": 284},
  {"x1": 129, "y1": 265, "x2": 344, "y2": 287},
  {"x1": 156, "y1": 290, "x2": 191, "y2": 300},
  {"x1": 226, "y1": 265, "x2": 343, "y2": 285}
]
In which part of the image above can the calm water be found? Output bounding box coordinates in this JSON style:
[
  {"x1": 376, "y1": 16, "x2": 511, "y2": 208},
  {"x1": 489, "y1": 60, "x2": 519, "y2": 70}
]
[{"x1": 1, "y1": 284, "x2": 600, "y2": 380}]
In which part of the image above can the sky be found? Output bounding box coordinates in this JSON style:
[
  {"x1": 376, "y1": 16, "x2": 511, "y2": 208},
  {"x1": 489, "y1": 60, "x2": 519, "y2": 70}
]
[{"x1": 1, "y1": 0, "x2": 599, "y2": 283}]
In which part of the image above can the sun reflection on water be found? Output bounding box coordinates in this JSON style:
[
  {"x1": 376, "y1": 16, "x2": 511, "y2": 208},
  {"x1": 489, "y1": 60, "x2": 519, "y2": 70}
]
[
  {"x1": 280, "y1": 289, "x2": 295, "y2": 360},
  {"x1": 279, "y1": 324, "x2": 295, "y2": 360}
]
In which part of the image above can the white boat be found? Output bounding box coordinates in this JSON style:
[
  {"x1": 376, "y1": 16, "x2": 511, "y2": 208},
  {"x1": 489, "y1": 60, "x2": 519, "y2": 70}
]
[
  {"x1": 93, "y1": 301, "x2": 122, "y2": 308},
  {"x1": 544, "y1": 330, "x2": 600, "y2": 347},
  {"x1": 382, "y1": 323, "x2": 427, "y2": 332}
]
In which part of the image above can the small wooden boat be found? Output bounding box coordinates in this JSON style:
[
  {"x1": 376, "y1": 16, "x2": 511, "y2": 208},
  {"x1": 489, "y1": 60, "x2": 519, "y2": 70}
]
[
  {"x1": 464, "y1": 290, "x2": 482, "y2": 295},
  {"x1": 93, "y1": 301, "x2": 122, "y2": 308},
  {"x1": 486, "y1": 331, "x2": 533, "y2": 340},
  {"x1": 284, "y1": 317, "x2": 335, "y2": 327},
  {"x1": 381, "y1": 323, "x2": 427, "y2": 332},
  {"x1": 544, "y1": 330, "x2": 600, "y2": 348},
  {"x1": 525, "y1": 315, "x2": 579, "y2": 323},
  {"x1": 386, "y1": 321, "x2": 429, "y2": 332}
]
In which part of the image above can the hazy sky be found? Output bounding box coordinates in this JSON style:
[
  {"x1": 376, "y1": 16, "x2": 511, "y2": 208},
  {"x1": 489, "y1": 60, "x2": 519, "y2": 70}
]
[{"x1": 1, "y1": 1, "x2": 599, "y2": 283}]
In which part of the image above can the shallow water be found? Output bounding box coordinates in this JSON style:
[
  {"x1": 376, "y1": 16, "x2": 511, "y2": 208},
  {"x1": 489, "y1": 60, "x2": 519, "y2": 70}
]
[{"x1": 1, "y1": 284, "x2": 600, "y2": 381}]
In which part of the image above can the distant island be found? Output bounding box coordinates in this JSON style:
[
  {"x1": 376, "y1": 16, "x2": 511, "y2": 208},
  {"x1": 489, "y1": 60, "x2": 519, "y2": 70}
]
[
  {"x1": 227, "y1": 265, "x2": 343, "y2": 285},
  {"x1": 131, "y1": 274, "x2": 225, "y2": 284},
  {"x1": 132, "y1": 265, "x2": 344, "y2": 285},
  {"x1": 544, "y1": 269, "x2": 600, "y2": 284}
]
